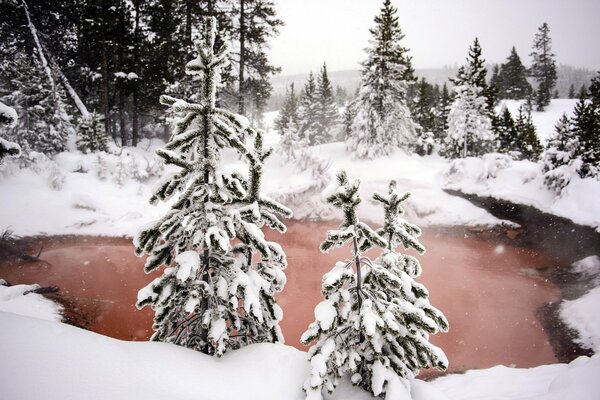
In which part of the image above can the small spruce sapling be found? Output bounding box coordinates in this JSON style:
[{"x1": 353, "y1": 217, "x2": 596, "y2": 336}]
[{"x1": 302, "y1": 171, "x2": 448, "y2": 400}]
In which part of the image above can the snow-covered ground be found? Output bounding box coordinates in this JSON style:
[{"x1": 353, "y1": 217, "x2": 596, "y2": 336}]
[
  {"x1": 0, "y1": 281, "x2": 62, "y2": 321},
  {"x1": 2, "y1": 99, "x2": 596, "y2": 238},
  {"x1": 0, "y1": 310, "x2": 598, "y2": 400},
  {"x1": 560, "y1": 256, "x2": 600, "y2": 353}
]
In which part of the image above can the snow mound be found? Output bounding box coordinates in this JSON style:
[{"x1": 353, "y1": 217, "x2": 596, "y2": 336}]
[{"x1": 0, "y1": 282, "x2": 62, "y2": 321}]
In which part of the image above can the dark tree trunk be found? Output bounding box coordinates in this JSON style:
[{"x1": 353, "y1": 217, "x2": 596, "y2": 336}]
[
  {"x1": 101, "y1": 42, "x2": 113, "y2": 140},
  {"x1": 132, "y1": 0, "x2": 140, "y2": 146},
  {"x1": 238, "y1": 0, "x2": 246, "y2": 115}
]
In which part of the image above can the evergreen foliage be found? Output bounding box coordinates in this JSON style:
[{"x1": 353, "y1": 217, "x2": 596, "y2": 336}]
[
  {"x1": 412, "y1": 79, "x2": 439, "y2": 155},
  {"x1": 568, "y1": 84, "x2": 576, "y2": 99},
  {"x1": 513, "y1": 106, "x2": 542, "y2": 161},
  {"x1": 495, "y1": 107, "x2": 516, "y2": 155},
  {"x1": 0, "y1": 101, "x2": 21, "y2": 161},
  {"x1": 0, "y1": 53, "x2": 71, "y2": 156},
  {"x1": 135, "y1": 17, "x2": 292, "y2": 356},
  {"x1": 298, "y1": 72, "x2": 319, "y2": 144},
  {"x1": 542, "y1": 114, "x2": 580, "y2": 192},
  {"x1": 274, "y1": 83, "x2": 299, "y2": 135},
  {"x1": 346, "y1": 0, "x2": 418, "y2": 159},
  {"x1": 302, "y1": 171, "x2": 448, "y2": 400},
  {"x1": 497, "y1": 47, "x2": 532, "y2": 100},
  {"x1": 76, "y1": 112, "x2": 108, "y2": 153},
  {"x1": 313, "y1": 63, "x2": 340, "y2": 144},
  {"x1": 529, "y1": 23, "x2": 557, "y2": 111},
  {"x1": 444, "y1": 38, "x2": 494, "y2": 158}
]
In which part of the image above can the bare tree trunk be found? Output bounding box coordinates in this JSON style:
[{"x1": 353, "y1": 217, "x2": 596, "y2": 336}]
[
  {"x1": 238, "y1": 0, "x2": 246, "y2": 115},
  {"x1": 131, "y1": 0, "x2": 140, "y2": 146},
  {"x1": 101, "y1": 42, "x2": 113, "y2": 140}
]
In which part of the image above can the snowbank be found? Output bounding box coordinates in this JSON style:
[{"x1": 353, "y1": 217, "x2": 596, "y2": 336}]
[
  {"x1": 1, "y1": 311, "x2": 599, "y2": 400},
  {"x1": 444, "y1": 153, "x2": 600, "y2": 230},
  {"x1": 560, "y1": 255, "x2": 600, "y2": 353},
  {"x1": 0, "y1": 281, "x2": 62, "y2": 321}
]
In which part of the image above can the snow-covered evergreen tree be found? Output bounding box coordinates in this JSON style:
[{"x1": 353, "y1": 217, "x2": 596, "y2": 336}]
[
  {"x1": 513, "y1": 106, "x2": 542, "y2": 161},
  {"x1": 298, "y1": 72, "x2": 319, "y2": 145},
  {"x1": 313, "y1": 63, "x2": 340, "y2": 144},
  {"x1": 495, "y1": 107, "x2": 516, "y2": 156},
  {"x1": 135, "y1": 17, "x2": 292, "y2": 356},
  {"x1": 76, "y1": 112, "x2": 108, "y2": 153},
  {"x1": 279, "y1": 117, "x2": 305, "y2": 161},
  {"x1": 444, "y1": 38, "x2": 494, "y2": 158},
  {"x1": 529, "y1": 23, "x2": 557, "y2": 111},
  {"x1": 0, "y1": 101, "x2": 21, "y2": 162},
  {"x1": 274, "y1": 83, "x2": 299, "y2": 135},
  {"x1": 346, "y1": 0, "x2": 419, "y2": 159},
  {"x1": 433, "y1": 83, "x2": 452, "y2": 143},
  {"x1": 1, "y1": 53, "x2": 71, "y2": 156},
  {"x1": 302, "y1": 171, "x2": 448, "y2": 400},
  {"x1": 542, "y1": 114, "x2": 580, "y2": 192}
]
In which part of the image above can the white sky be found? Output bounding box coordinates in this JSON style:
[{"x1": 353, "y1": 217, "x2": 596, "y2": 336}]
[{"x1": 268, "y1": 0, "x2": 600, "y2": 75}]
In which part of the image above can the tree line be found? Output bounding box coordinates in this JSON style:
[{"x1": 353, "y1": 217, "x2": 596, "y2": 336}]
[{"x1": 0, "y1": 0, "x2": 282, "y2": 154}]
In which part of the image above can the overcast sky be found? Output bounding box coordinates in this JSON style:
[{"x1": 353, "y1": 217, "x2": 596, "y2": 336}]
[{"x1": 268, "y1": 0, "x2": 600, "y2": 75}]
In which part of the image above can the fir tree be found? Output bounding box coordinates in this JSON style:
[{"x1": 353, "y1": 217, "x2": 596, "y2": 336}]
[
  {"x1": 578, "y1": 85, "x2": 588, "y2": 100},
  {"x1": 1, "y1": 53, "x2": 71, "y2": 156},
  {"x1": 313, "y1": 63, "x2": 340, "y2": 144},
  {"x1": 444, "y1": 38, "x2": 494, "y2": 158},
  {"x1": 542, "y1": 114, "x2": 579, "y2": 192},
  {"x1": 589, "y1": 71, "x2": 600, "y2": 110},
  {"x1": 571, "y1": 98, "x2": 599, "y2": 177},
  {"x1": 298, "y1": 72, "x2": 319, "y2": 144},
  {"x1": 346, "y1": 0, "x2": 418, "y2": 159},
  {"x1": 274, "y1": 83, "x2": 299, "y2": 135},
  {"x1": 0, "y1": 101, "x2": 21, "y2": 162},
  {"x1": 302, "y1": 172, "x2": 448, "y2": 400},
  {"x1": 76, "y1": 112, "x2": 108, "y2": 153},
  {"x1": 495, "y1": 107, "x2": 517, "y2": 155},
  {"x1": 413, "y1": 78, "x2": 438, "y2": 155},
  {"x1": 568, "y1": 84, "x2": 576, "y2": 99},
  {"x1": 513, "y1": 106, "x2": 542, "y2": 161},
  {"x1": 499, "y1": 46, "x2": 532, "y2": 100},
  {"x1": 433, "y1": 83, "x2": 452, "y2": 142},
  {"x1": 135, "y1": 17, "x2": 292, "y2": 356},
  {"x1": 529, "y1": 23, "x2": 557, "y2": 111}
]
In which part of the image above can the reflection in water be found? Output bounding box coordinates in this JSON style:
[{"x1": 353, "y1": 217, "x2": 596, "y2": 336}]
[{"x1": 0, "y1": 222, "x2": 559, "y2": 373}]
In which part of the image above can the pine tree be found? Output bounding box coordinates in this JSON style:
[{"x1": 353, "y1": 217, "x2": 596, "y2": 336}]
[
  {"x1": 578, "y1": 85, "x2": 588, "y2": 100},
  {"x1": 232, "y1": 0, "x2": 284, "y2": 119},
  {"x1": 513, "y1": 106, "x2": 542, "y2": 161},
  {"x1": 542, "y1": 114, "x2": 579, "y2": 192},
  {"x1": 571, "y1": 98, "x2": 599, "y2": 177},
  {"x1": 274, "y1": 83, "x2": 299, "y2": 135},
  {"x1": 298, "y1": 72, "x2": 319, "y2": 144},
  {"x1": 135, "y1": 17, "x2": 292, "y2": 356},
  {"x1": 433, "y1": 83, "x2": 452, "y2": 143},
  {"x1": 302, "y1": 172, "x2": 448, "y2": 400},
  {"x1": 76, "y1": 112, "x2": 108, "y2": 153},
  {"x1": 499, "y1": 47, "x2": 532, "y2": 100},
  {"x1": 0, "y1": 101, "x2": 21, "y2": 162},
  {"x1": 589, "y1": 71, "x2": 600, "y2": 111},
  {"x1": 444, "y1": 38, "x2": 494, "y2": 158},
  {"x1": 495, "y1": 107, "x2": 517, "y2": 155},
  {"x1": 413, "y1": 78, "x2": 438, "y2": 155},
  {"x1": 568, "y1": 84, "x2": 576, "y2": 99},
  {"x1": 346, "y1": 0, "x2": 418, "y2": 159},
  {"x1": 529, "y1": 23, "x2": 557, "y2": 111},
  {"x1": 313, "y1": 63, "x2": 340, "y2": 144},
  {"x1": 1, "y1": 53, "x2": 71, "y2": 156}
]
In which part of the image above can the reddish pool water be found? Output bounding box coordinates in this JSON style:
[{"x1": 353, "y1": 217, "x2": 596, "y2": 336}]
[{"x1": 0, "y1": 221, "x2": 559, "y2": 373}]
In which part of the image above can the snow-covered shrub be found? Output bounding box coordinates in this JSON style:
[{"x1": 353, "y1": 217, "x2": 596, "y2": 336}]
[
  {"x1": 302, "y1": 172, "x2": 448, "y2": 400},
  {"x1": 29, "y1": 152, "x2": 66, "y2": 190},
  {"x1": 444, "y1": 153, "x2": 513, "y2": 186}
]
